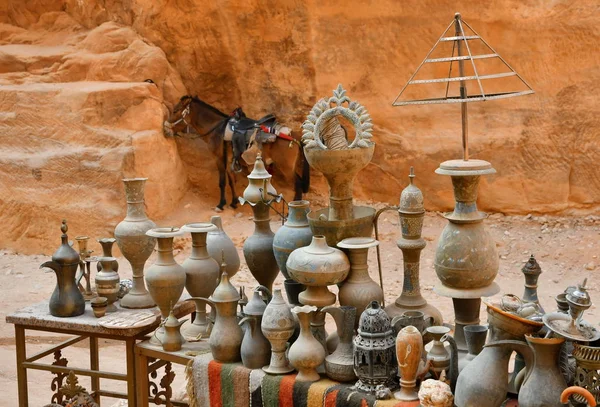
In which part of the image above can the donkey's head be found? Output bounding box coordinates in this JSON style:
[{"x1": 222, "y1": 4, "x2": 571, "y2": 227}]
[{"x1": 163, "y1": 95, "x2": 193, "y2": 136}]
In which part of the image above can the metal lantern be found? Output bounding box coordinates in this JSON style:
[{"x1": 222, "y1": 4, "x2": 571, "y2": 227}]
[{"x1": 353, "y1": 301, "x2": 397, "y2": 393}]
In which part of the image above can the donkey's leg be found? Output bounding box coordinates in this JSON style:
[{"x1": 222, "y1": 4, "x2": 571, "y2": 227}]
[
  {"x1": 225, "y1": 142, "x2": 238, "y2": 209},
  {"x1": 216, "y1": 156, "x2": 227, "y2": 210}
]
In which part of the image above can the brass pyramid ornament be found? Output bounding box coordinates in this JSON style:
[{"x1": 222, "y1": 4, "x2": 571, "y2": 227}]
[
  {"x1": 393, "y1": 12, "x2": 534, "y2": 161},
  {"x1": 392, "y1": 13, "x2": 534, "y2": 353}
]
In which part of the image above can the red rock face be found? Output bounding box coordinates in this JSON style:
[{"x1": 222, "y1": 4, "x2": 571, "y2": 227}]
[{"x1": 0, "y1": 1, "x2": 598, "y2": 252}]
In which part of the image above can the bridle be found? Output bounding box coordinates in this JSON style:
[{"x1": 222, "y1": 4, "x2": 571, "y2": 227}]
[
  {"x1": 165, "y1": 101, "x2": 229, "y2": 139},
  {"x1": 168, "y1": 104, "x2": 192, "y2": 133}
]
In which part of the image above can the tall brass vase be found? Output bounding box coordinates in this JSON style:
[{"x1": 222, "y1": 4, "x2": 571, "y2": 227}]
[{"x1": 115, "y1": 178, "x2": 156, "y2": 309}]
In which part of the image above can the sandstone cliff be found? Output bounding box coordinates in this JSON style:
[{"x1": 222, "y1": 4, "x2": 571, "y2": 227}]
[{"x1": 0, "y1": 1, "x2": 598, "y2": 253}]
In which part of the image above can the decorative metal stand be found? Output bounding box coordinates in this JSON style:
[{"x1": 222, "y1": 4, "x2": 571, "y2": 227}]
[
  {"x1": 149, "y1": 360, "x2": 176, "y2": 406},
  {"x1": 302, "y1": 84, "x2": 376, "y2": 247},
  {"x1": 392, "y1": 12, "x2": 534, "y2": 352}
]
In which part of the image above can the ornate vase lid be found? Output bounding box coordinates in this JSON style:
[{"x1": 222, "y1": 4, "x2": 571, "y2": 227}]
[
  {"x1": 521, "y1": 255, "x2": 542, "y2": 277},
  {"x1": 399, "y1": 167, "x2": 425, "y2": 214},
  {"x1": 52, "y1": 220, "x2": 80, "y2": 265}
]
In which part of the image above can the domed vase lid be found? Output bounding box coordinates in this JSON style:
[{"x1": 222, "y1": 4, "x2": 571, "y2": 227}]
[
  {"x1": 521, "y1": 254, "x2": 542, "y2": 276},
  {"x1": 358, "y1": 301, "x2": 392, "y2": 335},
  {"x1": 399, "y1": 167, "x2": 424, "y2": 214},
  {"x1": 210, "y1": 257, "x2": 240, "y2": 303},
  {"x1": 52, "y1": 220, "x2": 80, "y2": 265},
  {"x1": 244, "y1": 289, "x2": 267, "y2": 316},
  {"x1": 242, "y1": 154, "x2": 277, "y2": 203}
]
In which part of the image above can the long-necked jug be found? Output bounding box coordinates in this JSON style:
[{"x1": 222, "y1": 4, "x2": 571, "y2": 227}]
[
  {"x1": 454, "y1": 302, "x2": 543, "y2": 407},
  {"x1": 487, "y1": 335, "x2": 566, "y2": 407}
]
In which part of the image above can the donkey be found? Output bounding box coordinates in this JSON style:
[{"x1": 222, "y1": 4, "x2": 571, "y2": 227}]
[{"x1": 163, "y1": 95, "x2": 309, "y2": 210}]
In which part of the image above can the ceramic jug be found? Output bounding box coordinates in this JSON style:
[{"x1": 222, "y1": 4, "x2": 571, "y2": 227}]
[
  {"x1": 454, "y1": 302, "x2": 543, "y2": 407},
  {"x1": 207, "y1": 216, "x2": 240, "y2": 278},
  {"x1": 322, "y1": 305, "x2": 357, "y2": 382},
  {"x1": 488, "y1": 335, "x2": 567, "y2": 407},
  {"x1": 289, "y1": 305, "x2": 325, "y2": 382},
  {"x1": 41, "y1": 220, "x2": 86, "y2": 318},
  {"x1": 262, "y1": 289, "x2": 295, "y2": 374},
  {"x1": 238, "y1": 288, "x2": 270, "y2": 369},
  {"x1": 423, "y1": 326, "x2": 451, "y2": 380},
  {"x1": 196, "y1": 272, "x2": 243, "y2": 363},
  {"x1": 161, "y1": 309, "x2": 186, "y2": 352}
]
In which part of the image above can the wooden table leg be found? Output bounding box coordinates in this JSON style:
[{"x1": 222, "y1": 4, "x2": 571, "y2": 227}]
[
  {"x1": 89, "y1": 336, "x2": 100, "y2": 404},
  {"x1": 126, "y1": 338, "x2": 137, "y2": 407},
  {"x1": 136, "y1": 349, "x2": 150, "y2": 407},
  {"x1": 15, "y1": 325, "x2": 28, "y2": 407}
]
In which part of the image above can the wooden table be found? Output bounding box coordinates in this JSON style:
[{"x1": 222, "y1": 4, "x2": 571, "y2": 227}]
[
  {"x1": 135, "y1": 339, "x2": 211, "y2": 407},
  {"x1": 7, "y1": 299, "x2": 194, "y2": 407}
]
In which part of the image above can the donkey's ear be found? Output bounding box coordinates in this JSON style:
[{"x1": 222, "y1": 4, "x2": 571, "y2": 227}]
[{"x1": 180, "y1": 95, "x2": 191, "y2": 101}]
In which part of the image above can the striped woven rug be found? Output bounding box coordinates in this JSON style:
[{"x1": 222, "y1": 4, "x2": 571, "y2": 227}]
[{"x1": 187, "y1": 355, "x2": 420, "y2": 407}]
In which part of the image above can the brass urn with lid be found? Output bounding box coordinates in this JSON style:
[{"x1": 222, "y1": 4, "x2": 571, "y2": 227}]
[{"x1": 385, "y1": 168, "x2": 442, "y2": 326}]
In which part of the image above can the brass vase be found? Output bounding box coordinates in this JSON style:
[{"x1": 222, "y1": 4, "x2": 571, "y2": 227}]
[
  {"x1": 239, "y1": 155, "x2": 280, "y2": 292},
  {"x1": 287, "y1": 235, "x2": 350, "y2": 307},
  {"x1": 145, "y1": 227, "x2": 186, "y2": 344},
  {"x1": 433, "y1": 160, "x2": 500, "y2": 352},
  {"x1": 115, "y1": 178, "x2": 156, "y2": 309},
  {"x1": 289, "y1": 305, "x2": 326, "y2": 382},
  {"x1": 207, "y1": 216, "x2": 240, "y2": 278},
  {"x1": 180, "y1": 223, "x2": 220, "y2": 338},
  {"x1": 302, "y1": 85, "x2": 376, "y2": 246},
  {"x1": 338, "y1": 237, "x2": 383, "y2": 327},
  {"x1": 97, "y1": 238, "x2": 118, "y2": 273},
  {"x1": 261, "y1": 289, "x2": 295, "y2": 374},
  {"x1": 95, "y1": 257, "x2": 120, "y2": 312},
  {"x1": 386, "y1": 168, "x2": 442, "y2": 326}
]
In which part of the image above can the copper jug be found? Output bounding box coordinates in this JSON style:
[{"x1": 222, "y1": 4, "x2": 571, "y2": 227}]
[{"x1": 40, "y1": 220, "x2": 85, "y2": 317}]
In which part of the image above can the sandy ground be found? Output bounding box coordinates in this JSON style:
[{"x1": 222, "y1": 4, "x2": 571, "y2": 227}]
[{"x1": 1, "y1": 197, "x2": 599, "y2": 406}]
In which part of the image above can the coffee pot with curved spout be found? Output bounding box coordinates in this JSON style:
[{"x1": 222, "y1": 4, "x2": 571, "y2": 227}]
[
  {"x1": 194, "y1": 268, "x2": 243, "y2": 363},
  {"x1": 487, "y1": 334, "x2": 567, "y2": 407},
  {"x1": 40, "y1": 220, "x2": 85, "y2": 317}
]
